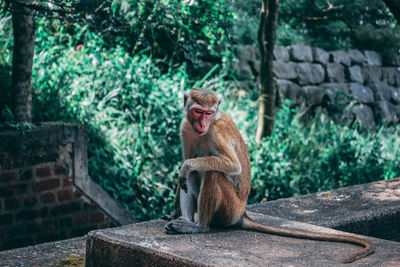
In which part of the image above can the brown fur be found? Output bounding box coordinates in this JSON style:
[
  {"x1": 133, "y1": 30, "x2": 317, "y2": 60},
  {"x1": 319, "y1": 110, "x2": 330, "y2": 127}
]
[
  {"x1": 189, "y1": 87, "x2": 219, "y2": 107},
  {"x1": 164, "y1": 88, "x2": 375, "y2": 263}
]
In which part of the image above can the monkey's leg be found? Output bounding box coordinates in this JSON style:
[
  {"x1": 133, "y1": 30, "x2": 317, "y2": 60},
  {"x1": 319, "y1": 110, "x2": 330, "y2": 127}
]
[
  {"x1": 179, "y1": 187, "x2": 196, "y2": 222},
  {"x1": 199, "y1": 172, "x2": 244, "y2": 228},
  {"x1": 162, "y1": 171, "x2": 201, "y2": 221},
  {"x1": 182, "y1": 171, "x2": 202, "y2": 221},
  {"x1": 165, "y1": 171, "x2": 202, "y2": 234},
  {"x1": 161, "y1": 185, "x2": 181, "y2": 221},
  {"x1": 166, "y1": 171, "x2": 216, "y2": 234},
  {"x1": 165, "y1": 172, "x2": 242, "y2": 234}
]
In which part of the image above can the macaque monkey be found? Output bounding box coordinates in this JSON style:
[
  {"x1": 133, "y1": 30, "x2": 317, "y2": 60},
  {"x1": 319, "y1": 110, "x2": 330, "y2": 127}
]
[{"x1": 164, "y1": 88, "x2": 375, "y2": 263}]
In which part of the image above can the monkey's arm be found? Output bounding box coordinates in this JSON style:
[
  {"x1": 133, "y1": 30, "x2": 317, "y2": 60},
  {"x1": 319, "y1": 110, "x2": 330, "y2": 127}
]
[{"x1": 179, "y1": 133, "x2": 241, "y2": 192}]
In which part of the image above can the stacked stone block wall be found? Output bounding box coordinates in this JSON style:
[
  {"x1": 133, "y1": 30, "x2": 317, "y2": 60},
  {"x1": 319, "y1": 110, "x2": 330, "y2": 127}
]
[
  {"x1": 0, "y1": 124, "x2": 117, "y2": 251},
  {"x1": 235, "y1": 45, "x2": 400, "y2": 126}
]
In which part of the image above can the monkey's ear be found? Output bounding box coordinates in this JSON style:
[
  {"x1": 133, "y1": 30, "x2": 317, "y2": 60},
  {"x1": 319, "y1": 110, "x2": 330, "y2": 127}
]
[
  {"x1": 214, "y1": 97, "x2": 223, "y2": 120},
  {"x1": 184, "y1": 92, "x2": 189, "y2": 107}
]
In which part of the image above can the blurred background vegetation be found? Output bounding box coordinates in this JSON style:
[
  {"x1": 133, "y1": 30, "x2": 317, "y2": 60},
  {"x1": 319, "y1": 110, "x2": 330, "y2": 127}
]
[{"x1": 1, "y1": 0, "x2": 400, "y2": 220}]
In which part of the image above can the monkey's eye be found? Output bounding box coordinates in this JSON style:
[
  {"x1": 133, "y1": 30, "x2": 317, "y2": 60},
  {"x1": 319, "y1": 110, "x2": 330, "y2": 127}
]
[
  {"x1": 194, "y1": 109, "x2": 203, "y2": 114},
  {"x1": 205, "y1": 111, "x2": 214, "y2": 115}
]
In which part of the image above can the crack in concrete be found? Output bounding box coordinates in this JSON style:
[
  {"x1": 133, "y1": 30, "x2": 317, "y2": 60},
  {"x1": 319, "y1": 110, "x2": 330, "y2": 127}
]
[{"x1": 188, "y1": 234, "x2": 194, "y2": 243}]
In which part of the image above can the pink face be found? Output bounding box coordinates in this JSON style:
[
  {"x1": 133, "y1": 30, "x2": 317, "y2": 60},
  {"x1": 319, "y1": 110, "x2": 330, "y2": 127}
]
[{"x1": 190, "y1": 104, "x2": 216, "y2": 135}]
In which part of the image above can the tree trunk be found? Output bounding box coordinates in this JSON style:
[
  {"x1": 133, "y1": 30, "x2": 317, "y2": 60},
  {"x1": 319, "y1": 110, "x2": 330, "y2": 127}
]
[
  {"x1": 382, "y1": 0, "x2": 400, "y2": 23},
  {"x1": 11, "y1": 0, "x2": 36, "y2": 122},
  {"x1": 256, "y1": 0, "x2": 279, "y2": 143}
]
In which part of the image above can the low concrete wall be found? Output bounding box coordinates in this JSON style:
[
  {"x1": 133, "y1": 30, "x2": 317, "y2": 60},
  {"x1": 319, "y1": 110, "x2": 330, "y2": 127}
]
[
  {"x1": 0, "y1": 123, "x2": 134, "y2": 251},
  {"x1": 1, "y1": 178, "x2": 399, "y2": 266},
  {"x1": 247, "y1": 178, "x2": 400, "y2": 242},
  {"x1": 84, "y1": 178, "x2": 400, "y2": 266}
]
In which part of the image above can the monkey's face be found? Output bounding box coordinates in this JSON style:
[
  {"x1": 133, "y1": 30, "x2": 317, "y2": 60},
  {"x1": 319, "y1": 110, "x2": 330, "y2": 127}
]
[{"x1": 189, "y1": 104, "x2": 216, "y2": 136}]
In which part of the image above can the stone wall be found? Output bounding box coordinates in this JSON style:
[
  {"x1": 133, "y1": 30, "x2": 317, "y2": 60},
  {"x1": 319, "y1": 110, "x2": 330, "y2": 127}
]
[
  {"x1": 235, "y1": 45, "x2": 400, "y2": 126},
  {"x1": 0, "y1": 123, "x2": 134, "y2": 251}
]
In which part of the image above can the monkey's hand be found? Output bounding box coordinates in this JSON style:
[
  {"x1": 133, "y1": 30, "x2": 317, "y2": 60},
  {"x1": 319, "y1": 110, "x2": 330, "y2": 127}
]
[{"x1": 179, "y1": 160, "x2": 193, "y2": 193}]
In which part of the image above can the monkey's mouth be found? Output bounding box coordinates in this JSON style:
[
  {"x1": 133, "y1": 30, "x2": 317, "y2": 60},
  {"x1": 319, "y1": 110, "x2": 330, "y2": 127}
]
[{"x1": 194, "y1": 127, "x2": 207, "y2": 135}]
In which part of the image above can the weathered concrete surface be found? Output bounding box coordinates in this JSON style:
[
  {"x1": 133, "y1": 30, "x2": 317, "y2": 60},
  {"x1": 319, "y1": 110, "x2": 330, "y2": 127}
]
[
  {"x1": 3, "y1": 179, "x2": 400, "y2": 266},
  {"x1": 0, "y1": 237, "x2": 86, "y2": 267},
  {"x1": 86, "y1": 212, "x2": 400, "y2": 267},
  {"x1": 248, "y1": 178, "x2": 400, "y2": 241}
]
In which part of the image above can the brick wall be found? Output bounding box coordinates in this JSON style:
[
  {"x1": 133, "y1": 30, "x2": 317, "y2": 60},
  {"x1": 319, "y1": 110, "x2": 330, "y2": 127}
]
[{"x1": 0, "y1": 124, "x2": 128, "y2": 251}]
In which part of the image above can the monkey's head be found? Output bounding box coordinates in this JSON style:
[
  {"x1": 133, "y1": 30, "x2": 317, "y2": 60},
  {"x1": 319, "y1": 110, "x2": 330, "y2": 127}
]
[{"x1": 184, "y1": 88, "x2": 221, "y2": 136}]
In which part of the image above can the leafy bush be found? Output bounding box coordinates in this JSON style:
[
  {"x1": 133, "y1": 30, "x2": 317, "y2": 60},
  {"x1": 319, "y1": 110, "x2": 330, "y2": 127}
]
[
  {"x1": 92, "y1": 0, "x2": 233, "y2": 76},
  {"x1": 229, "y1": 0, "x2": 400, "y2": 55},
  {"x1": 0, "y1": 13, "x2": 13, "y2": 121},
  {"x1": 32, "y1": 22, "x2": 188, "y2": 220},
  {"x1": 247, "y1": 104, "x2": 400, "y2": 203}
]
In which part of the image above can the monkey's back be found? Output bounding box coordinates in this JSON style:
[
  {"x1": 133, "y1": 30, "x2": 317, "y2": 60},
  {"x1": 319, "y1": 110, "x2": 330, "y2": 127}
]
[{"x1": 212, "y1": 111, "x2": 251, "y2": 201}]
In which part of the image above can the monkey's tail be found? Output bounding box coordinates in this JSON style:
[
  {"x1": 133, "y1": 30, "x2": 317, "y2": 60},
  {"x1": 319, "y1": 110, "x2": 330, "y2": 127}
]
[{"x1": 240, "y1": 212, "x2": 375, "y2": 264}]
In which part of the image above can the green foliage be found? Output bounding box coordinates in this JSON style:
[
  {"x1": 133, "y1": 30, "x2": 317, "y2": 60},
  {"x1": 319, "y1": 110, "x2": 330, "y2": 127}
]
[
  {"x1": 0, "y1": 13, "x2": 13, "y2": 122},
  {"x1": 279, "y1": 0, "x2": 400, "y2": 52},
  {"x1": 229, "y1": 0, "x2": 400, "y2": 54},
  {"x1": 228, "y1": 0, "x2": 260, "y2": 45},
  {"x1": 280, "y1": 0, "x2": 400, "y2": 54},
  {"x1": 0, "y1": 13, "x2": 12, "y2": 64},
  {"x1": 94, "y1": 0, "x2": 233, "y2": 76},
  {"x1": 32, "y1": 21, "x2": 187, "y2": 220},
  {"x1": 248, "y1": 104, "x2": 400, "y2": 203}
]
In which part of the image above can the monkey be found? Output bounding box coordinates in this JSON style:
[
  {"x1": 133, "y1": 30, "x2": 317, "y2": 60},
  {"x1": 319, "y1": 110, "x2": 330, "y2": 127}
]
[{"x1": 164, "y1": 87, "x2": 375, "y2": 264}]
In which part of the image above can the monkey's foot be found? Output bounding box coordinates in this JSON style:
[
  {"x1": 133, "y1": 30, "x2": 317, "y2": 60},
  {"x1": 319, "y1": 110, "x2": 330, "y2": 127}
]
[
  {"x1": 162, "y1": 214, "x2": 180, "y2": 221},
  {"x1": 161, "y1": 208, "x2": 181, "y2": 221},
  {"x1": 161, "y1": 214, "x2": 174, "y2": 221},
  {"x1": 165, "y1": 218, "x2": 208, "y2": 234}
]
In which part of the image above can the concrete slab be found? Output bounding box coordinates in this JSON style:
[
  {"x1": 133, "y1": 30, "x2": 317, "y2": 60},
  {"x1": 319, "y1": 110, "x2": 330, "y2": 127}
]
[
  {"x1": 247, "y1": 178, "x2": 400, "y2": 241},
  {"x1": 2, "y1": 179, "x2": 399, "y2": 266},
  {"x1": 86, "y1": 212, "x2": 400, "y2": 267},
  {"x1": 0, "y1": 237, "x2": 86, "y2": 267}
]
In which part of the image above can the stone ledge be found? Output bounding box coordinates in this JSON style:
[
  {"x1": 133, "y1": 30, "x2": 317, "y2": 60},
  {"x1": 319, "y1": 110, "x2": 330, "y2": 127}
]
[
  {"x1": 86, "y1": 212, "x2": 400, "y2": 266},
  {"x1": 0, "y1": 123, "x2": 78, "y2": 151},
  {"x1": 85, "y1": 178, "x2": 400, "y2": 266},
  {"x1": 0, "y1": 237, "x2": 86, "y2": 267},
  {"x1": 247, "y1": 178, "x2": 400, "y2": 241},
  {"x1": 2, "y1": 179, "x2": 400, "y2": 266}
]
